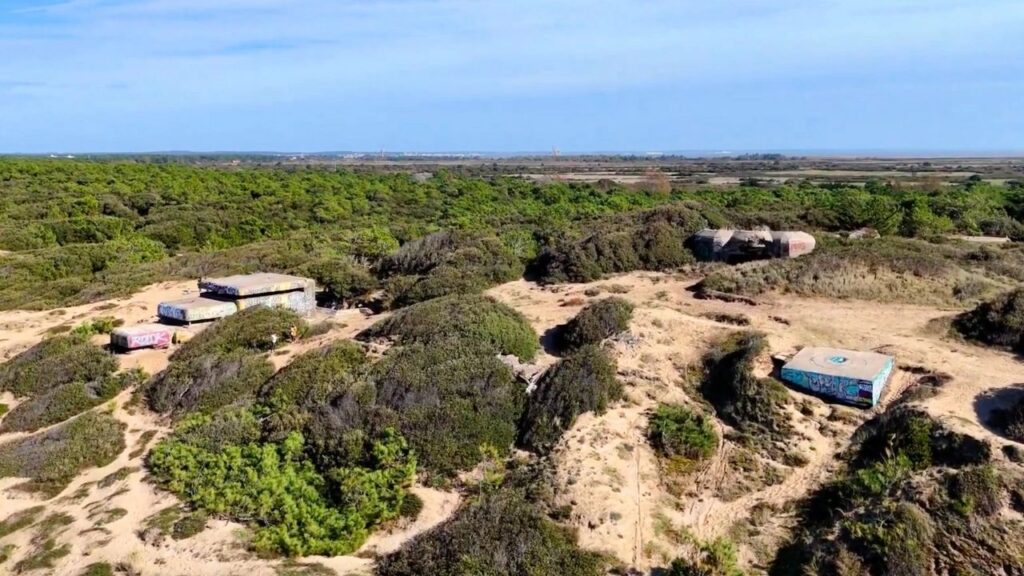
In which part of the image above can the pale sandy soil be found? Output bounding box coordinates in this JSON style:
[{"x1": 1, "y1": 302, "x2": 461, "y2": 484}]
[
  {"x1": 487, "y1": 272, "x2": 1023, "y2": 573},
  {"x1": 0, "y1": 273, "x2": 1021, "y2": 575}
]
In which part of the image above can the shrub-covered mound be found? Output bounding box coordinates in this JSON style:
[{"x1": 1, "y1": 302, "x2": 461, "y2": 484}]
[
  {"x1": 170, "y1": 307, "x2": 307, "y2": 363},
  {"x1": 0, "y1": 412, "x2": 126, "y2": 497},
  {"x1": 989, "y1": 394, "x2": 1024, "y2": 443},
  {"x1": 698, "y1": 332, "x2": 791, "y2": 444},
  {"x1": 359, "y1": 293, "x2": 539, "y2": 361},
  {"x1": 953, "y1": 288, "x2": 1024, "y2": 352},
  {"x1": 379, "y1": 231, "x2": 523, "y2": 308},
  {"x1": 697, "y1": 237, "x2": 1024, "y2": 306},
  {"x1": 648, "y1": 404, "x2": 718, "y2": 462},
  {"x1": 770, "y1": 408, "x2": 1022, "y2": 576},
  {"x1": 529, "y1": 204, "x2": 724, "y2": 283},
  {"x1": 369, "y1": 342, "x2": 525, "y2": 479},
  {"x1": 1, "y1": 368, "x2": 143, "y2": 433},
  {"x1": 558, "y1": 297, "x2": 633, "y2": 351},
  {"x1": 262, "y1": 340, "x2": 526, "y2": 481},
  {"x1": 0, "y1": 334, "x2": 117, "y2": 398},
  {"x1": 376, "y1": 485, "x2": 606, "y2": 576},
  {"x1": 146, "y1": 350, "x2": 275, "y2": 416},
  {"x1": 517, "y1": 345, "x2": 622, "y2": 453},
  {"x1": 146, "y1": 307, "x2": 304, "y2": 416},
  {"x1": 147, "y1": 410, "x2": 415, "y2": 557}
]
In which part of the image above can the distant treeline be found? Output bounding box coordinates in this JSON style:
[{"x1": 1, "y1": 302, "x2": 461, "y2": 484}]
[{"x1": 1, "y1": 159, "x2": 1023, "y2": 309}]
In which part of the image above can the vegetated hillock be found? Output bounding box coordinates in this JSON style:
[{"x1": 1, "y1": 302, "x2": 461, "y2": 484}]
[
  {"x1": 771, "y1": 407, "x2": 1024, "y2": 576},
  {"x1": 952, "y1": 287, "x2": 1024, "y2": 353},
  {"x1": 147, "y1": 410, "x2": 415, "y2": 557},
  {"x1": 376, "y1": 483, "x2": 607, "y2": 576},
  {"x1": 145, "y1": 307, "x2": 304, "y2": 416},
  {"x1": 697, "y1": 332, "x2": 792, "y2": 446},
  {"x1": 989, "y1": 394, "x2": 1024, "y2": 443},
  {"x1": 530, "y1": 203, "x2": 726, "y2": 283},
  {"x1": 358, "y1": 293, "x2": 539, "y2": 361},
  {"x1": 379, "y1": 230, "x2": 523, "y2": 308},
  {"x1": 0, "y1": 334, "x2": 136, "y2": 433},
  {"x1": 557, "y1": 297, "x2": 633, "y2": 352},
  {"x1": 698, "y1": 237, "x2": 1024, "y2": 306},
  {"x1": 1, "y1": 368, "x2": 143, "y2": 433},
  {"x1": 0, "y1": 334, "x2": 117, "y2": 398},
  {"x1": 517, "y1": 345, "x2": 622, "y2": 454},
  {"x1": 262, "y1": 339, "x2": 526, "y2": 482},
  {"x1": 0, "y1": 411, "x2": 126, "y2": 497},
  {"x1": 169, "y1": 307, "x2": 307, "y2": 363}
]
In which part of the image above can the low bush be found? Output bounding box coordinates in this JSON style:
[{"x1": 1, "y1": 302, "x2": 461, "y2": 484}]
[
  {"x1": 147, "y1": 416, "x2": 415, "y2": 557},
  {"x1": 698, "y1": 332, "x2": 792, "y2": 442},
  {"x1": 648, "y1": 404, "x2": 718, "y2": 461},
  {"x1": 376, "y1": 487, "x2": 606, "y2": 576},
  {"x1": 948, "y1": 465, "x2": 1003, "y2": 517},
  {"x1": 0, "y1": 506, "x2": 44, "y2": 538},
  {"x1": 399, "y1": 492, "x2": 424, "y2": 520},
  {"x1": 146, "y1": 350, "x2": 275, "y2": 416},
  {"x1": 170, "y1": 306, "x2": 306, "y2": 363},
  {"x1": 850, "y1": 407, "x2": 991, "y2": 470},
  {"x1": 359, "y1": 294, "x2": 539, "y2": 361},
  {"x1": 953, "y1": 288, "x2": 1024, "y2": 352},
  {"x1": 259, "y1": 341, "x2": 368, "y2": 417},
  {"x1": 303, "y1": 257, "x2": 377, "y2": 305},
  {"x1": 518, "y1": 345, "x2": 622, "y2": 453},
  {"x1": 0, "y1": 334, "x2": 117, "y2": 398},
  {"x1": 1, "y1": 368, "x2": 143, "y2": 433},
  {"x1": 558, "y1": 297, "x2": 633, "y2": 351},
  {"x1": 666, "y1": 538, "x2": 744, "y2": 576},
  {"x1": 0, "y1": 412, "x2": 126, "y2": 496},
  {"x1": 990, "y1": 394, "x2": 1024, "y2": 443}
]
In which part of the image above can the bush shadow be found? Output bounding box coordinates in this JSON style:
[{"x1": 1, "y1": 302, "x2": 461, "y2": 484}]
[{"x1": 973, "y1": 383, "x2": 1024, "y2": 441}]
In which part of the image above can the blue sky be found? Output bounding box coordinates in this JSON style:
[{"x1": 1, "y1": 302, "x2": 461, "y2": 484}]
[{"x1": 1, "y1": 0, "x2": 1022, "y2": 153}]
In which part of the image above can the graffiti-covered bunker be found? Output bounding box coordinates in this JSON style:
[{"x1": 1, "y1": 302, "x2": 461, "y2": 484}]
[
  {"x1": 780, "y1": 347, "x2": 895, "y2": 408},
  {"x1": 158, "y1": 273, "x2": 316, "y2": 324}
]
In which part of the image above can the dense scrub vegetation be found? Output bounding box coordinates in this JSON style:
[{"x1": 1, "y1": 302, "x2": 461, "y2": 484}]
[
  {"x1": 0, "y1": 334, "x2": 139, "y2": 432},
  {"x1": 376, "y1": 483, "x2": 606, "y2": 576},
  {"x1": 771, "y1": 407, "x2": 1023, "y2": 575},
  {"x1": 148, "y1": 414, "x2": 415, "y2": 556},
  {"x1": 557, "y1": 297, "x2": 633, "y2": 351},
  {"x1": 0, "y1": 412, "x2": 125, "y2": 496},
  {"x1": 517, "y1": 345, "x2": 622, "y2": 453},
  {"x1": 2, "y1": 160, "x2": 1022, "y2": 310},
  {"x1": 145, "y1": 307, "x2": 303, "y2": 416},
  {"x1": 953, "y1": 287, "x2": 1024, "y2": 352},
  {"x1": 359, "y1": 294, "x2": 539, "y2": 361},
  {"x1": 697, "y1": 332, "x2": 792, "y2": 444}
]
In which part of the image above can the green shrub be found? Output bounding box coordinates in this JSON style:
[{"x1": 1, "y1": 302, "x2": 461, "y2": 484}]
[
  {"x1": 367, "y1": 342, "x2": 525, "y2": 479},
  {"x1": 0, "y1": 334, "x2": 117, "y2": 398},
  {"x1": 360, "y1": 293, "x2": 539, "y2": 361},
  {"x1": 953, "y1": 288, "x2": 1024, "y2": 352},
  {"x1": 148, "y1": 424, "x2": 415, "y2": 557},
  {"x1": 990, "y1": 394, "x2": 1024, "y2": 443},
  {"x1": 1, "y1": 368, "x2": 144, "y2": 433},
  {"x1": 376, "y1": 487, "x2": 606, "y2": 576},
  {"x1": 518, "y1": 345, "x2": 622, "y2": 453},
  {"x1": 559, "y1": 297, "x2": 633, "y2": 351},
  {"x1": 146, "y1": 350, "x2": 275, "y2": 416},
  {"x1": 648, "y1": 404, "x2": 718, "y2": 461},
  {"x1": 0, "y1": 411, "x2": 125, "y2": 496},
  {"x1": 303, "y1": 257, "x2": 377, "y2": 305},
  {"x1": 171, "y1": 306, "x2": 306, "y2": 363},
  {"x1": 850, "y1": 407, "x2": 990, "y2": 470},
  {"x1": 948, "y1": 465, "x2": 1003, "y2": 517},
  {"x1": 698, "y1": 332, "x2": 791, "y2": 441},
  {"x1": 13, "y1": 538, "x2": 71, "y2": 572},
  {"x1": 171, "y1": 510, "x2": 209, "y2": 540},
  {"x1": 70, "y1": 316, "x2": 124, "y2": 337},
  {"x1": 399, "y1": 493, "x2": 424, "y2": 519}
]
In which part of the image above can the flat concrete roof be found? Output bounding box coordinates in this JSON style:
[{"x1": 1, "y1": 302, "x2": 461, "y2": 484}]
[
  {"x1": 200, "y1": 273, "x2": 315, "y2": 297},
  {"x1": 111, "y1": 323, "x2": 172, "y2": 337},
  {"x1": 783, "y1": 347, "x2": 893, "y2": 381}
]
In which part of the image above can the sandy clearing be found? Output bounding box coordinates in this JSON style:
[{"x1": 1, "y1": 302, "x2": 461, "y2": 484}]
[{"x1": 0, "y1": 272, "x2": 1020, "y2": 574}]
